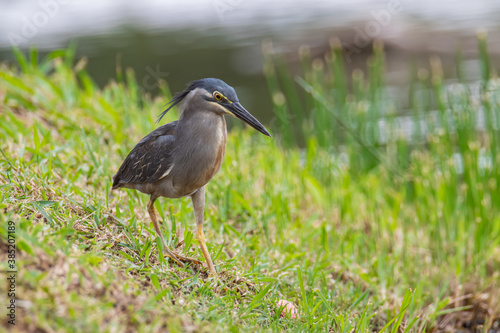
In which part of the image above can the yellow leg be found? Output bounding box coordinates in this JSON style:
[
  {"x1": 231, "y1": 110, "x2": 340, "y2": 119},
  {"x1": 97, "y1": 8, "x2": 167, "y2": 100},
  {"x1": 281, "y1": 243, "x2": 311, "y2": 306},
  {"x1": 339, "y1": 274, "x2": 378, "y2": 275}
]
[
  {"x1": 147, "y1": 197, "x2": 202, "y2": 267},
  {"x1": 191, "y1": 187, "x2": 218, "y2": 277},
  {"x1": 197, "y1": 223, "x2": 216, "y2": 276}
]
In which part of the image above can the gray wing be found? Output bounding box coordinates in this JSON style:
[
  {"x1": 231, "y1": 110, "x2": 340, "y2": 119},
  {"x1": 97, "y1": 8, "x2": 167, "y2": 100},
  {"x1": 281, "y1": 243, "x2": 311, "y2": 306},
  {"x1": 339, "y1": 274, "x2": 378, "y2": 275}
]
[{"x1": 112, "y1": 121, "x2": 178, "y2": 189}]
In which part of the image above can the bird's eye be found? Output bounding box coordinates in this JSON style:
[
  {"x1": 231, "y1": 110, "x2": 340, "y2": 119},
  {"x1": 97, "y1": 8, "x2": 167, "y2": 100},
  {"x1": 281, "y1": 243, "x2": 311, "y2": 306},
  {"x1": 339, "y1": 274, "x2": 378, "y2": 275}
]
[{"x1": 213, "y1": 91, "x2": 223, "y2": 101}]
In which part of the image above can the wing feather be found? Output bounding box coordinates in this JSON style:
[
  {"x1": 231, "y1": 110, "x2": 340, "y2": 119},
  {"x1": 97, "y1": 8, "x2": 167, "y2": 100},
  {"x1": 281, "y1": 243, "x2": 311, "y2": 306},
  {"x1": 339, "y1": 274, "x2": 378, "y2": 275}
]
[{"x1": 112, "y1": 121, "x2": 178, "y2": 189}]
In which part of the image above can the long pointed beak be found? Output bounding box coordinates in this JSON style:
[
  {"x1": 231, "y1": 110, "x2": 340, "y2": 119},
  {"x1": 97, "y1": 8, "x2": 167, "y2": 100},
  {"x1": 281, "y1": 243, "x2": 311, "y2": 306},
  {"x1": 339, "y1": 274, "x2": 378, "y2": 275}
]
[{"x1": 226, "y1": 102, "x2": 272, "y2": 137}]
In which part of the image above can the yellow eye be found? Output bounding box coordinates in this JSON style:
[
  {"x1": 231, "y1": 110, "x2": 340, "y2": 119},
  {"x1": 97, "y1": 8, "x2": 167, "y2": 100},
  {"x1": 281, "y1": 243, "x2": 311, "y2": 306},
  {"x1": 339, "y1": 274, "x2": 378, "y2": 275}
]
[{"x1": 213, "y1": 91, "x2": 223, "y2": 101}]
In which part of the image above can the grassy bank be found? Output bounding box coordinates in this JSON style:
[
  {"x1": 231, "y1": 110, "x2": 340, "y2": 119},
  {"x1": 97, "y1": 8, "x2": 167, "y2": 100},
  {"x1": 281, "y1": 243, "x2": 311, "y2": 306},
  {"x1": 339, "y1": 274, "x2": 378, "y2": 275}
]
[{"x1": 0, "y1": 43, "x2": 499, "y2": 332}]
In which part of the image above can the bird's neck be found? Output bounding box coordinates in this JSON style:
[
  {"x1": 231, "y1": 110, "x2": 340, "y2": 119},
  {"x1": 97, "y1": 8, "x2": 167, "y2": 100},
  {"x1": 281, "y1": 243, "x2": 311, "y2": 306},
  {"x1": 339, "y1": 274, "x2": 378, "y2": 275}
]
[
  {"x1": 176, "y1": 90, "x2": 227, "y2": 150},
  {"x1": 178, "y1": 110, "x2": 226, "y2": 140}
]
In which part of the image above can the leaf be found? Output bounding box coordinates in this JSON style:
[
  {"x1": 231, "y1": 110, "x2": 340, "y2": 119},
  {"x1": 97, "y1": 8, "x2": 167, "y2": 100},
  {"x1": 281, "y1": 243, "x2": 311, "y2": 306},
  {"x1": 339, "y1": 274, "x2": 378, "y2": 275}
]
[
  {"x1": 403, "y1": 316, "x2": 420, "y2": 333},
  {"x1": 35, "y1": 200, "x2": 56, "y2": 208},
  {"x1": 17, "y1": 239, "x2": 35, "y2": 256},
  {"x1": 297, "y1": 266, "x2": 309, "y2": 316},
  {"x1": 0, "y1": 71, "x2": 34, "y2": 94},
  {"x1": 243, "y1": 282, "x2": 274, "y2": 313},
  {"x1": 379, "y1": 289, "x2": 413, "y2": 333},
  {"x1": 392, "y1": 289, "x2": 413, "y2": 333},
  {"x1": 315, "y1": 288, "x2": 333, "y2": 313},
  {"x1": 12, "y1": 47, "x2": 28, "y2": 72},
  {"x1": 33, "y1": 125, "x2": 41, "y2": 153},
  {"x1": 152, "y1": 289, "x2": 169, "y2": 302},
  {"x1": 150, "y1": 274, "x2": 161, "y2": 290},
  {"x1": 32, "y1": 201, "x2": 54, "y2": 227}
]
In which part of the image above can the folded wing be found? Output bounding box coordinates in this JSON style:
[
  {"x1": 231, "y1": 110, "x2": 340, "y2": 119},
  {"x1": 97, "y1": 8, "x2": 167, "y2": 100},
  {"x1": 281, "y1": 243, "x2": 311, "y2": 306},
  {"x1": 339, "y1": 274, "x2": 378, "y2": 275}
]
[{"x1": 112, "y1": 121, "x2": 178, "y2": 189}]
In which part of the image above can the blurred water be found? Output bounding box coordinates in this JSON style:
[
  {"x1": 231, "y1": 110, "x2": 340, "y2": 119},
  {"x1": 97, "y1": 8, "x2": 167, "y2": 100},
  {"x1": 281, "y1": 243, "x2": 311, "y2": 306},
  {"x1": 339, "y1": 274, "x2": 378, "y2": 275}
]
[
  {"x1": 2, "y1": 0, "x2": 500, "y2": 45},
  {"x1": 1, "y1": 0, "x2": 499, "y2": 122}
]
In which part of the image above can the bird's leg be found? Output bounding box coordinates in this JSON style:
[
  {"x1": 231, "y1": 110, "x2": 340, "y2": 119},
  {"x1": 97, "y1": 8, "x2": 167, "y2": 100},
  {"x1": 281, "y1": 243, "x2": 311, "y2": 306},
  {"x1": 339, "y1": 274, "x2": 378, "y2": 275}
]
[
  {"x1": 147, "y1": 197, "x2": 202, "y2": 267},
  {"x1": 191, "y1": 187, "x2": 217, "y2": 277},
  {"x1": 147, "y1": 198, "x2": 183, "y2": 267}
]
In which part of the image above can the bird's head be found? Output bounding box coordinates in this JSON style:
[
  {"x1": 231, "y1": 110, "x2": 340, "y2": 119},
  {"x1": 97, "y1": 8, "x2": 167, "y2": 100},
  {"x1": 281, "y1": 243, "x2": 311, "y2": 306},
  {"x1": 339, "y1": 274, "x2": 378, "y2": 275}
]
[{"x1": 157, "y1": 78, "x2": 271, "y2": 137}]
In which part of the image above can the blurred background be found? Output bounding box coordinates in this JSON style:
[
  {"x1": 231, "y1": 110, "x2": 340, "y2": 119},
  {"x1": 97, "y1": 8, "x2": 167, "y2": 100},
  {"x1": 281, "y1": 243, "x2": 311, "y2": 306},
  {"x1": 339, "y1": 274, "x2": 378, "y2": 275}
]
[{"x1": 1, "y1": 0, "x2": 499, "y2": 123}]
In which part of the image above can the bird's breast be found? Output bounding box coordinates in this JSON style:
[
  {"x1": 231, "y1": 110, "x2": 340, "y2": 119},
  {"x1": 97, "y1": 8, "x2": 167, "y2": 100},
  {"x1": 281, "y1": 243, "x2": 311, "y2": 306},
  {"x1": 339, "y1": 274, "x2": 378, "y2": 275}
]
[{"x1": 171, "y1": 115, "x2": 227, "y2": 197}]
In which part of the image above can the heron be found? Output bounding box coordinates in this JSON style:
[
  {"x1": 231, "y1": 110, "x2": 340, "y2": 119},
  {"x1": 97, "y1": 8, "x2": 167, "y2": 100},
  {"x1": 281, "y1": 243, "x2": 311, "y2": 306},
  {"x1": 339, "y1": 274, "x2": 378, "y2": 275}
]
[{"x1": 112, "y1": 78, "x2": 271, "y2": 276}]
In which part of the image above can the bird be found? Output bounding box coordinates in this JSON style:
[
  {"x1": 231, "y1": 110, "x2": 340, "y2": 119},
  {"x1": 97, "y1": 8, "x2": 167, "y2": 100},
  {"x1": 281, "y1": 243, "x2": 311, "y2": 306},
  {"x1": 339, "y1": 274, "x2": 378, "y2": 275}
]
[{"x1": 112, "y1": 78, "x2": 271, "y2": 276}]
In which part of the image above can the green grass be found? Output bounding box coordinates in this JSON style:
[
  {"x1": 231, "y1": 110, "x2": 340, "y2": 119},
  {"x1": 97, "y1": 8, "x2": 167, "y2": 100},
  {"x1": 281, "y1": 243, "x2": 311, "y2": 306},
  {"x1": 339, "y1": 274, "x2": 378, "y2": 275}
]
[{"x1": 0, "y1": 40, "x2": 499, "y2": 332}]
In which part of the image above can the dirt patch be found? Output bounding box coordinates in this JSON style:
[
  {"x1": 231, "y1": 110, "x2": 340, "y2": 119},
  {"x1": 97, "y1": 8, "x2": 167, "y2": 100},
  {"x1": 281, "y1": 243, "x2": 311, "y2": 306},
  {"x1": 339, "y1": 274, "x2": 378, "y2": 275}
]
[
  {"x1": 0, "y1": 235, "x2": 193, "y2": 332},
  {"x1": 432, "y1": 288, "x2": 500, "y2": 333}
]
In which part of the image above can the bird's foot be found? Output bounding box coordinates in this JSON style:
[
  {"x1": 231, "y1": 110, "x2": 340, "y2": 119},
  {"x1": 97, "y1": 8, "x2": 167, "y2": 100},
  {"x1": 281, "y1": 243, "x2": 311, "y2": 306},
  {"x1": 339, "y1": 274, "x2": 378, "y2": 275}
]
[{"x1": 164, "y1": 250, "x2": 202, "y2": 267}]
